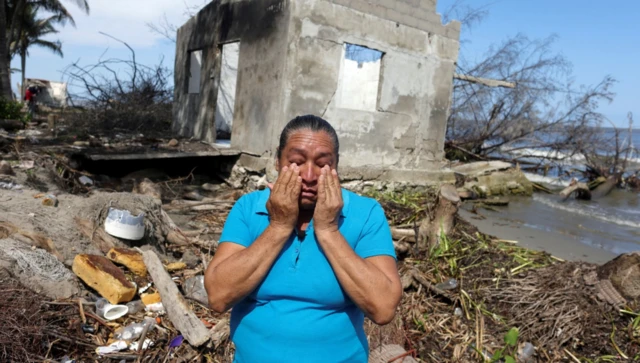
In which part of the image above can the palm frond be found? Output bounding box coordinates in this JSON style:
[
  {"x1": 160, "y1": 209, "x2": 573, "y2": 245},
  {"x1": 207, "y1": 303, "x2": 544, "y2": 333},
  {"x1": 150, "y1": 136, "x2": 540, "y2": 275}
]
[{"x1": 32, "y1": 39, "x2": 63, "y2": 57}]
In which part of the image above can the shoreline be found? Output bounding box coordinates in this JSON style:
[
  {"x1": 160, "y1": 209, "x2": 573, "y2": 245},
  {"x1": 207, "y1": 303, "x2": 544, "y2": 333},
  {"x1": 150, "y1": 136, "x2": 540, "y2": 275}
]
[{"x1": 458, "y1": 209, "x2": 617, "y2": 265}]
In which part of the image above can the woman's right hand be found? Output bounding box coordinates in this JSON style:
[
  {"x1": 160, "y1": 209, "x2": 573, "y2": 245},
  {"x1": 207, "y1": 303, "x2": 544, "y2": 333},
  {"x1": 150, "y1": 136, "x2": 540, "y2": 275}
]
[{"x1": 266, "y1": 164, "x2": 302, "y2": 232}]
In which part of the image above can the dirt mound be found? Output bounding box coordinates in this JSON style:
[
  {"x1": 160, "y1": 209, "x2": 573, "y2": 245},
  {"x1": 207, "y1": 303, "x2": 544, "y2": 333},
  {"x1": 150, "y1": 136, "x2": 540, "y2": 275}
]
[{"x1": 0, "y1": 188, "x2": 167, "y2": 266}]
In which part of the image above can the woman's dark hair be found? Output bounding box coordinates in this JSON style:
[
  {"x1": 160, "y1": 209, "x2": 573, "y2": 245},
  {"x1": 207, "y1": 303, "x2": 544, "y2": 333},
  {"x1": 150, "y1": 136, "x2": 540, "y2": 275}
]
[{"x1": 277, "y1": 115, "x2": 340, "y2": 163}]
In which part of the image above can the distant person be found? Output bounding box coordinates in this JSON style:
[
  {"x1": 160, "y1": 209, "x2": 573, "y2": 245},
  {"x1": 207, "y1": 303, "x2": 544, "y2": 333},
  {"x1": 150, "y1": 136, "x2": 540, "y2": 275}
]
[
  {"x1": 204, "y1": 115, "x2": 402, "y2": 363},
  {"x1": 24, "y1": 85, "x2": 39, "y2": 117}
]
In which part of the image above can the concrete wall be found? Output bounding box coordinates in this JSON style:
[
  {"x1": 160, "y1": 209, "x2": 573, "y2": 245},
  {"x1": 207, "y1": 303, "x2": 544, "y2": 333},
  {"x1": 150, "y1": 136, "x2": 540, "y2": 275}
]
[
  {"x1": 173, "y1": 0, "x2": 291, "y2": 153},
  {"x1": 329, "y1": 0, "x2": 459, "y2": 39},
  {"x1": 282, "y1": 0, "x2": 460, "y2": 181},
  {"x1": 173, "y1": 0, "x2": 461, "y2": 185}
]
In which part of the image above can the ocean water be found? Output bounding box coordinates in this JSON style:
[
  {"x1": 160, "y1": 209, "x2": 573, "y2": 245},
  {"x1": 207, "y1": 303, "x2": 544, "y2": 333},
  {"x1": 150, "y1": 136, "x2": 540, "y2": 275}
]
[{"x1": 494, "y1": 128, "x2": 640, "y2": 257}]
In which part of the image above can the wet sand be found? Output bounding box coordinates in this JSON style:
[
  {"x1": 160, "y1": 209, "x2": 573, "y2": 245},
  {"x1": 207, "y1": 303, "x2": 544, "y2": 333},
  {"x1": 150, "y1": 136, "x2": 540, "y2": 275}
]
[{"x1": 459, "y1": 209, "x2": 617, "y2": 265}]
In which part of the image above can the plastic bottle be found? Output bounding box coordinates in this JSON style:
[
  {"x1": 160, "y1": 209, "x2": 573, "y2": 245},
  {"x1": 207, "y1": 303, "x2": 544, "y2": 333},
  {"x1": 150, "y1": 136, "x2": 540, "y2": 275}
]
[
  {"x1": 435, "y1": 278, "x2": 458, "y2": 290},
  {"x1": 518, "y1": 342, "x2": 535, "y2": 362},
  {"x1": 113, "y1": 318, "x2": 155, "y2": 342},
  {"x1": 126, "y1": 300, "x2": 145, "y2": 314}
]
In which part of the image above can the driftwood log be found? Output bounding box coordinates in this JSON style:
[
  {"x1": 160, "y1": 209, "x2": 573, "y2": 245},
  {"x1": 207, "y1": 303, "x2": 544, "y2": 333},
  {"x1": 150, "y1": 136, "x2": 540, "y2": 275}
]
[
  {"x1": 418, "y1": 184, "x2": 461, "y2": 247},
  {"x1": 141, "y1": 250, "x2": 210, "y2": 347},
  {"x1": 591, "y1": 174, "x2": 619, "y2": 199},
  {"x1": 0, "y1": 119, "x2": 24, "y2": 132},
  {"x1": 559, "y1": 181, "x2": 591, "y2": 201}
]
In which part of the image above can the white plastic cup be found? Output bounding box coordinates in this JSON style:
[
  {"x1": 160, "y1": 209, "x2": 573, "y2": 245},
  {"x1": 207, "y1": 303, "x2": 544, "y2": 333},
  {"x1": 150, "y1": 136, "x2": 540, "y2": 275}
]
[{"x1": 95, "y1": 298, "x2": 129, "y2": 321}]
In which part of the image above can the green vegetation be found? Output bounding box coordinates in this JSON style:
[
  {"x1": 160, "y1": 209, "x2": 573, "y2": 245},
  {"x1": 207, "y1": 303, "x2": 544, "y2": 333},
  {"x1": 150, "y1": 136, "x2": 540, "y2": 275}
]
[{"x1": 0, "y1": 97, "x2": 27, "y2": 121}]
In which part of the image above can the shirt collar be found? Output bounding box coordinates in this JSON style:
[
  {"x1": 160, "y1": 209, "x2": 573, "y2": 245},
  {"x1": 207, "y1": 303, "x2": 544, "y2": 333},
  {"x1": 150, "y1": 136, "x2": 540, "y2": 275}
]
[{"x1": 256, "y1": 188, "x2": 350, "y2": 217}]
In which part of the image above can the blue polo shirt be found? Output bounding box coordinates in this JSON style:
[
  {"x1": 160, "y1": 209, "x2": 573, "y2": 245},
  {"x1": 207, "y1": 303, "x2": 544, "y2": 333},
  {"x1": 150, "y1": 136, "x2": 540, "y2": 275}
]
[{"x1": 218, "y1": 188, "x2": 396, "y2": 363}]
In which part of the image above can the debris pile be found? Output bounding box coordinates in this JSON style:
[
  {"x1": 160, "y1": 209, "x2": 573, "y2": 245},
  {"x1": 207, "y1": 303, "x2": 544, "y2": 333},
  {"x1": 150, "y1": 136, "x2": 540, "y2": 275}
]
[{"x1": 0, "y1": 137, "x2": 639, "y2": 362}]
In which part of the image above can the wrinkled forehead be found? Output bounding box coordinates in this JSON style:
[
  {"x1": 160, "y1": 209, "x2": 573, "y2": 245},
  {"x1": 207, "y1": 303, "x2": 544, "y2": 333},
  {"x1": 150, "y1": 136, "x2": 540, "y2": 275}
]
[{"x1": 282, "y1": 130, "x2": 337, "y2": 158}]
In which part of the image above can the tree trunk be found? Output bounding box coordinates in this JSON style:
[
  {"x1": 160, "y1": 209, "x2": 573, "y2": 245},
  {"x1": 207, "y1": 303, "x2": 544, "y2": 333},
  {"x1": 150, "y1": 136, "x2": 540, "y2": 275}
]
[
  {"x1": 0, "y1": 0, "x2": 13, "y2": 99},
  {"x1": 20, "y1": 48, "x2": 25, "y2": 98},
  {"x1": 418, "y1": 184, "x2": 461, "y2": 248}
]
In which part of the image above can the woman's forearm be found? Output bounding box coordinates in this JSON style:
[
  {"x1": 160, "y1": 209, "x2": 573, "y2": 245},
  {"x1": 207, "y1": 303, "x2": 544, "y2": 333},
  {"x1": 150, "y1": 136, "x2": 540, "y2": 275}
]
[
  {"x1": 204, "y1": 225, "x2": 292, "y2": 312},
  {"x1": 315, "y1": 230, "x2": 402, "y2": 325}
]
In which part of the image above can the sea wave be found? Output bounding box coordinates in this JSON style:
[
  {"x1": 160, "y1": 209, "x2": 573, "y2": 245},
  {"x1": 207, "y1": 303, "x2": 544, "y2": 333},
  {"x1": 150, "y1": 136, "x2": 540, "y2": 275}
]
[
  {"x1": 523, "y1": 172, "x2": 571, "y2": 187},
  {"x1": 500, "y1": 147, "x2": 640, "y2": 167},
  {"x1": 533, "y1": 194, "x2": 640, "y2": 229}
]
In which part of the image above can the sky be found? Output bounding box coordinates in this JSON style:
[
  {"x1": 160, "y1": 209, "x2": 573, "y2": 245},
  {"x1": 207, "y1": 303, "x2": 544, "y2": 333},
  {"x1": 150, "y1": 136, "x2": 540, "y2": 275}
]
[{"x1": 22, "y1": 0, "x2": 639, "y2": 128}]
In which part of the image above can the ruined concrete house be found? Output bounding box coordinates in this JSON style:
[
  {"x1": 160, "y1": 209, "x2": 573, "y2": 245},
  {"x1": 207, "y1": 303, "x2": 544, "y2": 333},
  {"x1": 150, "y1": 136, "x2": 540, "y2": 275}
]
[{"x1": 173, "y1": 0, "x2": 460, "y2": 183}]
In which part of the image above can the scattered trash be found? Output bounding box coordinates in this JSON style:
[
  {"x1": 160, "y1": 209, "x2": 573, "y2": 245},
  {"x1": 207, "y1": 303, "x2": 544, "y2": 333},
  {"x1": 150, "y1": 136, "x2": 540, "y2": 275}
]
[
  {"x1": 145, "y1": 302, "x2": 165, "y2": 314},
  {"x1": 168, "y1": 139, "x2": 179, "y2": 147},
  {"x1": 114, "y1": 319, "x2": 154, "y2": 341},
  {"x1": 96, "y1": 340, "x2": 128, "y2": 355},
  {"x1": 435, "y1": 278, "x2": 458, "y2": 291},
  {"x1": 126, "y1": 300, "x2": 145, "y2": 314},
  {"x1": 0, "y1": 181, "x2": 22, "y2": 190},
  {"x1": 165, "y1": 262, "x2": 187, "y2": 272},
  {"x1": 518, "y1": 342, "x2": 536, "y2": 362},
  {"x1": 95, "y1": 298, "x2": 129, "y2": 321},
  {"x1": 141, "y1": 292, "x2": 162, "y2": 306},
  {"x1": 104, "y1": 208, "x2": 145, "y2": 240},
  {"x1": 138, "y1": 282, "x2": 152, "y2": 294},
  {"x1": 60, "y1": 355, "x2": 75, "y2": 363},
  {"x1": 183, "y1": 275, "x2": 208, "y2": 305},
  {"x1": 81, "y1": 324, "x2": 96, "y2": 333},
  {"x1": 169, "y1": 335, "x2": 184, "y2": 349},
  {"x1": 129, "y1": 339, "x2": 154, "y2": 351},
  {"x1": 17, "y1": 129, "x2": 43, "y2": 137},
  {"x1": 17, "y1": 160, "x2": 35, "y2": 169},
  {"x1": 42, "y1": 194, "x2": 59, "y2": 207},
  {"x1": 454, "y1": 307, "x2": 463, "y2": 317},
  {"x1": 78, "y1": 176, "x2": 94, "y2": 186}
]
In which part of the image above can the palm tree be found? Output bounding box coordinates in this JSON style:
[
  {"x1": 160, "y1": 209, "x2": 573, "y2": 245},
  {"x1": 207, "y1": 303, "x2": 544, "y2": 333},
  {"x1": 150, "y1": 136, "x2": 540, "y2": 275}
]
[
  {"x1": 0, "y1": 0, "x2": 89, "y2": 99},
  {"x1": 12, "y1": 4, "x2": 63, "y2": 97}
]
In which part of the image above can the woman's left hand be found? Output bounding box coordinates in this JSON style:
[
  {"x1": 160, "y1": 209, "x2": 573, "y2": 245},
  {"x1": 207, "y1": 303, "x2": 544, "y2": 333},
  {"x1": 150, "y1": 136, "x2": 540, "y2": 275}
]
[{"x1": 313, "y1": 166, "x2": 343, "y2": 234}]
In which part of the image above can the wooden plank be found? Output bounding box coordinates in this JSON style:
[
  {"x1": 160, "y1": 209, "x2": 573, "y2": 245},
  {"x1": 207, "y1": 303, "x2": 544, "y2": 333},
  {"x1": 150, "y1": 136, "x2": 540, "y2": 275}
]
[
  {"x1": 141, "y1": 250, "x2": 210, "y2": 347},
  {"x1": 86, "y1": 149, "x2": 240, "y2": 161},
  {"x1": 454, "y1": 73, "x2": 516, "y2": 89}
]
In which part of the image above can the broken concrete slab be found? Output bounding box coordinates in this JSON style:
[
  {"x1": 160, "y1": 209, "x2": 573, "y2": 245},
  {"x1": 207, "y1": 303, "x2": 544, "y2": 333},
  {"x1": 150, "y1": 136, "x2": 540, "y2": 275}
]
[
  {"x1": 72, "y1": 254, "x2": 137, "y2": 304},
  {"x1": 451, "y1": 161, "x2": 514, "y2": 178},
  {"x1": 460, "y1": 168, "x2": 533, "y2": 197},
  {"x1": 141, "y1": 292, "x2": 162, "y2": 306}
]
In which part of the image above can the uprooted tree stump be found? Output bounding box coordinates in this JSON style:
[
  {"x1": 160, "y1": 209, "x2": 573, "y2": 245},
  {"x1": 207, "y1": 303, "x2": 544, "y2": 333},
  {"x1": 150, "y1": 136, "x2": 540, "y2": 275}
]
[
  {"x1": 559, "y1": 180, "x2": 591, "y2": 201},
  {"x1": 418, "y1": 184, "x2": 461, "y2": 248}
]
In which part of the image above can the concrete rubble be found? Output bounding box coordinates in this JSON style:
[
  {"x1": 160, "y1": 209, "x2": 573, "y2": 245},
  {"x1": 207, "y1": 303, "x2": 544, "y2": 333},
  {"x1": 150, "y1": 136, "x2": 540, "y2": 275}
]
[{"x1": 72, "y1": 254, "x2": 137, "y2": 304}]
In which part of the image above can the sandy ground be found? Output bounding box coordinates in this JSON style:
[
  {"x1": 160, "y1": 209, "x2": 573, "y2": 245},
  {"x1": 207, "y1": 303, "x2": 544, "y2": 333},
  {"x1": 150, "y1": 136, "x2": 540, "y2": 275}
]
[{"x1": 459, "y1": 209, "x2": 616, "y2": 264}]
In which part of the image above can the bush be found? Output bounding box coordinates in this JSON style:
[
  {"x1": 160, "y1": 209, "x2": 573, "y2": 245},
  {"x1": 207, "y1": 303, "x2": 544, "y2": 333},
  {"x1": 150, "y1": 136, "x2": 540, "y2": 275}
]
[{"x1": 0, "y1": 98, "x2": 26, "y2": 121}]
